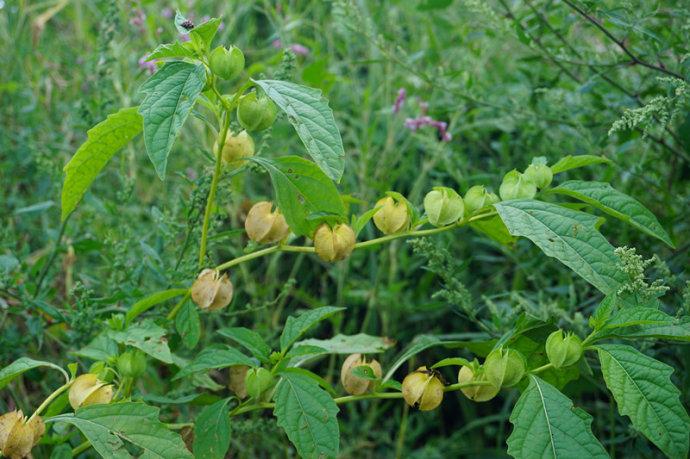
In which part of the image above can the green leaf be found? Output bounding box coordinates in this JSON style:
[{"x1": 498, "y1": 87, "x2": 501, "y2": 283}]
[
  {"x1": 495, "y1": 199, "x2": 625, "y2": 294},
  {"x1": 507, "y1": 375, "x2": 608, "y2": 459},
  {"x1": 552, "y1": 180, "x2": 673, "y2": 247},
  {"x1": 173, "y1": 346, "x2": 254, "y2": 380},
  {"x1": 280, "y1": 306, "x2": 345, "y2": 352},
  {"x1": 217, "y1": 327, "x2": 272, "y2": 363},
  {"x1": 176, "y1": 300, "x2": 201, "y2": 349},
  {"x1": 61, "y1": 107, "x2": 143, "y2": 221},
  {"x1": 252, "y1": 156, "x2": 345, "y2": 237},
  {"x1": 296, "y1": 333, "x2": 395, "y2": 355},
  {"x1": 253, "y1": 80, "x2": 345, "y2": 181},
  {"x1": 125, "y1": 288, "x2": 188, "y2": 325},
  {"x1": 273, "y1": 372, "x2": 339, "y2": 459},
  {"x1": 108, "y1": 321, "x2": 173, "y2": 364},
  {"x1": 610, "y1": 317, "x2": 690, "y2": 341},
  {"x1": 193, "y1": 398, "x2": 231, "y2": 459},
  {"x1": 550, "y1": 155, "x2": 611, "y2": 174},
  {"x1": 597, "y1": 344, "x2": 690, "y2": 458},
  {"x1": 383, "y1": 335, "x2": 442, "y2": 381},
  {"x1": 189, "y1": 18, "x2": 221, "y2": 50},
  {"x1": 49, "y1": 402, "x2": 192, "y2": 458},
  {"x1": 351, "y1": 205, "x2": 382, "y2": 237},
  {"x1": 0, "y1": 357, "x2": 68, "y2": 389},
  {"x1": 470, "y1": 215, "x2": 517, "y2": 245},
  {"x1": 73, "y1": 334, "x2": 118, "y2": 361},
  {"x1": 146, "y1": 42, "x2": 195, "y2": 60},
  {"x1": 139, "y1": 62, "x2": 206, "y2": 179}
]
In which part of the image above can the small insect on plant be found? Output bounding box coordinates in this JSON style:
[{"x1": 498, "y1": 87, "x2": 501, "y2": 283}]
[{"x1": 2, "y1": 9, "x2": 689, "y2": 459}]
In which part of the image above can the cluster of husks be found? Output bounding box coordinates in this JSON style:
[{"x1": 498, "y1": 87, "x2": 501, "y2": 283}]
[
  {"x1": 499, "y1": 157, "x2": 553, "y2": 200},
  {"x1": 191, "y1": 269, "x2": 233, "y2": 311},
  {"x1": 0, "y1": 411, "x2": 44, "y2": 459},
  {"x1": 228, "y1": 366, "x2": 274, "y2": 400},
  {"x1": 68, "y1": 374, "x2": 114, "y2": 410},
  {"x1": 245, "y1": 201, "x2": 290, "y2": 244},
  {"x1": 546, "y1": 330, "x2": 583, "y2": 368},
  {"x1": 402, "y1": 366, "x2": 444, "y2": 411},
  {"x1": 218, "y1": 130, "x2": 255, "y2": 168},
  {"x1": 313, "y1": 223, "x2": 356, "y2": 262},
  {"x1": 340, "y1": 354, "x2": 382, "y2": 395},
  {"x1": 373, "y1": 196, "x2": 410, "y2": 235}
]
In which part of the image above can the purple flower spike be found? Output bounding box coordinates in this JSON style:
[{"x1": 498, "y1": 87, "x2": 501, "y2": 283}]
[
  {"x1": 392, "y1": 88, "x2": 406, "y2": 114},
  {"x1": 289, "y1": 44, "x2": 310, "y2": 56},
  {"x1": 138, "y1": 56, "x2": 158, "y2": 74}
]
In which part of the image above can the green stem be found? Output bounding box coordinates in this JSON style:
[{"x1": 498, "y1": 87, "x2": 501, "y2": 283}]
[
  {"x1": 71, "y1": 440, "x2": 91, "y2": 456},
  {"x1": 198, "y1": 111, "x2": 230, "y2": 269},
  {"x1": 28, "y1": 380, "x2": 72, "y2": 422},
  {"x1": 166, "y1": 291, "x2": 191, "y2": 321},
  {"x1": 530, "y1": 363, "x2": 554, "y2": 374},
  {"x1": 214, "y1": 211, "x2": 496, "y2": 272}
]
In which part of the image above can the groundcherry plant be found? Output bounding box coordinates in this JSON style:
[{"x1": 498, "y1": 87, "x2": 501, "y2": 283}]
[{"x1": 2, "y1": 11, "x2": 689, "y2": 459}]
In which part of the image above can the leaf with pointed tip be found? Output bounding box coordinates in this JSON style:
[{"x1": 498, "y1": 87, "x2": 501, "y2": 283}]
[
  {"x1": 61, "y1": 107, "x2": 143, "y2": 221},
  {"x1": 173, "y1": 346, "x2": 254, "y2": 380},
  {"x1": 139, "y1": 62, "x2": 206, "y2": 179},
  {"x1": 0, "y1": 357, "x2": 69, "y2": 389},
  {"x1": 254, "y1": 79, "x2": 345, "y2": 181},
  {"x1": 551, "y1": 155, "x2": 611, "y2": 174},
  {"x1": 50, "y1": 402, "x2": 192, "y2": 458},
  {"x1": 507, "y1": 375, "x2": 608, "y2": 458},
  {"x1": 552, "y1": 180, "x2": 673, "y2": 247},
  {"x1": 495, "y1": 199, "x2": 625, "y2": 294},
  {"x1": 218, "y1": 327, "x2": 272, "y2": 363},
  {"x1": 598, "y1": 344, "x2": 690, "y2": 458},
  {"x1": 273, "y1": 372, "x2": 339, "y2": 459},
  {"x1": 193, "y1": 398, "x2": 231, "y2": 459},
  {"x1": 280, "y1": 306, "x2": 345, "y2": 352}
]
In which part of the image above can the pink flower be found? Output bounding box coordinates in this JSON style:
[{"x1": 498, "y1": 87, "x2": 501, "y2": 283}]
[
  {"x1": 403, "y1": 115, "x2": 452, "y2": 142},
  {"x1": 392, "y1": 88, "x2": 406, "y2": 114},
  {"x1": 138, "y1": 56, "x2": 158, "y2": 74},
  {"x1": 289, "y1": 44, "x2": 310, "y2": 56},
  {"x1": 272, "y1": 39, "x2": 282, "y2": 48}
]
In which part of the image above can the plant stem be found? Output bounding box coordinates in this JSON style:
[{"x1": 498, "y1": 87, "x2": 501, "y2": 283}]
[
  {"x1": 72, "y1": 441, "x2": 91, "y2": 456},
  {"x1": 198, "y1": 110, "x2": 230, "y2": 269},
  {"x1": 530, "y1": 363, "x2": 554, "y2": 374},
  {"x1": 33, "y1": 214, "x2": 71, "y2": 298},
  {"x1": 214, "y1": 211, "x2": 496, "y2": 272},
  {"x1": 28, "y1": 380, "x2": 72, "y2": 422},
  {"x1": 166, "y1": 291, "x2": 191, "y2": 321}
]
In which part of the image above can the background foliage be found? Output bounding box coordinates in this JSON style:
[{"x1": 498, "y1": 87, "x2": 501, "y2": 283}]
[{"x1": 1, "y1": 0, "x2": 689, "y2": 457}]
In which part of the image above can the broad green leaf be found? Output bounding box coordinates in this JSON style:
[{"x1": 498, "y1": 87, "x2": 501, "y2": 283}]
[
  {"x1": 176, "y1": 300, "x2": 201, "y2": 349},
  {"x1": 550, "y1": 154, "x2": 611, "y2": 174},
  {"x1": 193, "y1": 398, "x2": 231, "y2": 459},
  {"x1": 108, "y1": 321, "x2": 172, "y2": 364},
  {"x1": 50, "y1": 402, "x2": 192, "y2": 458},
  {"x1": 173, "y1": 346, "x2": 254, "y2": 380},
  {"x1": 598, "y1": 344, "x2": 690, "y2": 458},
  {"x1": 285, "y1": 345, "x2": 329, "y2": 360},
  {"x1": 252, "y1": 156, "x2": 345, "y2": 237},
  {"x1": 218, "y1": 327, "x2": 271, "y2": 363},
  {"x1": 146, "y1": 42, "x2": 195, "y2": 60},
  {"x1": 0, "y1": 357, "x2": 68, "y2": 389},
  {"x1": 61, "y1": 107, "x2": 143, "y2": 221},
  {"x1": 280, "y1": 306, "x2": 345, "y2": 352},
  {"x1": 296, "y1": 333, "x2": 395, "y2": 355},
  {"x1": 470, "y1": 215, "x2": 517, "y2": 245},
  {"x1": 73, "y1": 334, "x2": 118, "y2": 361},
  {"x1": 189, "y1": 18, "x2": 221, "y2": 50},
  {"x1": 139, "y1": 62, "x2": 206, "y2": 179},
  {"x1": 611, "y1": 318, "x2": 690, "y2": 341},
  {"x1": 125, "y1": 288, "x2": 188, "y2": 325},
  {"x1": 552, "y1": 180, "x2": 673, "y2": 247},
  {"x1": 604, "y1": 306, "x2": 678, "y2": 329},
  {"x1": 254, "y1": 80, "x2": 345, "y2": 181},
  {"x1": 495, "y1": 200, "x2": 625, "y2": 294},
  {"x1": 507, "y1": 375, "x2": 608, "y2": 459},
  {"x1": 273, "y1": 372, "x2": 339, "y2": 459},
  {"x1": 383, "y1": 335, "x2": 442, "y2": 382},
  {"x1": 351, "y1": 205, "x2": 382, "y2": 237}
]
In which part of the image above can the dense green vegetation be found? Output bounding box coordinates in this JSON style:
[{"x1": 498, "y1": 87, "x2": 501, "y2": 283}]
[{"x1": 1, "y1": 1, "x2": 689, "y2": 458}]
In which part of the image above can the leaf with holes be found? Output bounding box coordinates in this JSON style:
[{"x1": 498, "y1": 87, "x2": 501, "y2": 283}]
[
  {"x1": 108, "y1": 320, "x2": 172, "y2": 364},
  {"x1": 252, "y1": 156, "x2": 345, "y2": 237}
]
